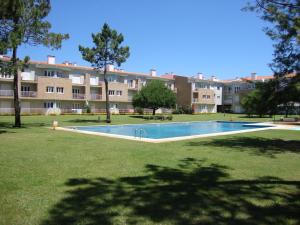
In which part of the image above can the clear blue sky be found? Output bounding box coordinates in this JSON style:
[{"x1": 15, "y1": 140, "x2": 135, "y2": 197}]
[{"x1": 18, "y1": 0, "x2": 275, "y2": 79}]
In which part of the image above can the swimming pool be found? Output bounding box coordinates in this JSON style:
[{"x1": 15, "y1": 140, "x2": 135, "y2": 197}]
[{"x1": 65, "y1": 121, "x2": 273, "y2": 142}]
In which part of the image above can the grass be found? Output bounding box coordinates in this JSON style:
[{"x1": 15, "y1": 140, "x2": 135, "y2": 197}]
[{"x1": 0, "y1": 114, "x2": 299, "y2": 225}]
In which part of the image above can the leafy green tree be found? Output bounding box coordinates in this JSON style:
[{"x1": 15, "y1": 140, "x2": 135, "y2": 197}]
[
  {"x1": 79, "y1": 23, "x2": 130, "y2": 123},
  {"x1": 0, "y1": 0, "x2": 69, "y2": 127},
  {"x1": 133, "y1": 80, "x2": 176, "y2": 115},
  {"x1": 244, "y1": 0, "x2": 300, "y2": 76},
  {"x1": 241, "y1": 80, "x2": 278, "y2": 117},
  {"x1": 277, "y1": 75, "x2": 300, "y2": 116}
]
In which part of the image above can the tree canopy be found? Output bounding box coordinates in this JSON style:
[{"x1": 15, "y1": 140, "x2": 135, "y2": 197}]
[
  {"x1": 0, "y1": 0, "x2": 69, "y2": 127},
  {"x1": 133, "y1": 80, "x2": 176, "y2": 115},
  {"x1": 244, "y1": 0, "x2": 300, "y2": 76},
  {"x1": 241, "y1": 80, "x2": 278, "y2": 117},
  {"x1": 0, "y1": 0, "x2": 69, "y2": 54},
  {"x1": 79, "y1": 23, "x2": 130, "y2": 123}
]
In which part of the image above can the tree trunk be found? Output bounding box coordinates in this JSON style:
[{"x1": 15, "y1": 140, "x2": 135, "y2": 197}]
[
  {"x1": 152, "y1": 108, "x2": 156, "y2": 115},
  {"x1": 12, "y1": 47, "x2": 21, "y2": 127},
  {"x1": 104, "y1": 67, "x2": 111, "y2": 123},
  {"x1": 285, "y1": 104, "x2": 289, "y2": 118}
]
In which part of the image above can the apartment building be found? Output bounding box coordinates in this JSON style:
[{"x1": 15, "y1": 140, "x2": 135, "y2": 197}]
[
  {"x1": 0, "y1": 54, "x2": 275, "y2": 115},
  {"x1": 0, "y1": 55, "x2": 175, "y2": 114},
  {"x1": 222, "y1": 73, "x2": 273, "y2": 113},
  {"x1": 161, "y1": 73, "x2": 223, "y2": 113},
  {"x1": 160, "y1": 72, "x2": 274, "y2": 114}
]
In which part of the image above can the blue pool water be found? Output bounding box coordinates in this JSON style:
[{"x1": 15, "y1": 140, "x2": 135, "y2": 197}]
[{"x1": 73, "y1": 121, "x2": 270, "y2": 139}]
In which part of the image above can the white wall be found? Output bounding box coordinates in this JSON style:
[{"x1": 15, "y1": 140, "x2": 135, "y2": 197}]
[
  {"x1": 69, "y1": 74, "x2": 84, "y2": 84},
  {"x1": 21, "y1": 70, "x2": 35, "y2": 81},
  {"x1": 194, "y1": 104, "x2": 216, "y2": 113},
  {"x1": 90, "y1": 76, "x2": 99, "y2": 85}
]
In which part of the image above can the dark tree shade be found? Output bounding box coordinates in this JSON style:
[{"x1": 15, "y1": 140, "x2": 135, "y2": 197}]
[{"x1": 133, "y1": 80, "x2": 176, "y2": 115}]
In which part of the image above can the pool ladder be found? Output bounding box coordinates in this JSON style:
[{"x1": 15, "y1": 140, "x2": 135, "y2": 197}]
[{"x1": 134, "y1": 128, "x2": 147, "y2": 139}]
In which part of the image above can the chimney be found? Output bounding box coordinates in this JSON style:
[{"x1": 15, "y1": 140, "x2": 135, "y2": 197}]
[
  {"x1": 47, "y1": 55, "x2": 55, "y2": 64},
  {"x1": 150, "y1": 69, "x2": 156, "y2": 76},
  {"x1": 197, "y1": 72, "x2": 203, "y2": 79},
  {"x1": 106, "y1": 64, "x2": 114, "y2": 71},
  {"x1": 251, "y1": 72, "x2": 257, "y2": 80},
  {"x1": 211, "y1": 75, "x2": 218, "y2": 81}
]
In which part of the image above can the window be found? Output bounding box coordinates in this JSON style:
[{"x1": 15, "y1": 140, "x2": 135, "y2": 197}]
[
  {"x1": 217, "y1": 86, "x2": 220, "y2": 90},
  {"x1": 202, "y1": 95, "x2": 206, "y2": 99},
  {"x1": 234, "y1": 86, "x2": 241, "y2": 93},
  {"x1": 21, "y1": 86, "x2": 30, "y2": 92},
  {"x1": 56, "y1": 102, "x2": 62, "y2": 108},
  {"x1": 56, "y1": 87, "x2": 64, "y2": 94},
  {"x1": 44, "y1": 102, "x2": 54, "y2": 108},
  {"x1": 207, "y1": 95, "x2": 210, "y2": 99},
  {"x1": 73, "y1": 103, "x2": 80, "y2": 109},
  {"x1": 44, "y1": 70, "x2": 63, "y2": 78},
  {"x1": 217, "y1": 96, "x2": 220, "y2": 99},
  {"x1": 128, "y1": 80, "x2": 134, "y2": 87},
  {"x1": 108, "y1": 90, "x2": 115, "y2": 96},
  {"x1": 116, "y1": 90, "x2": 122, "y2": 96},
  {"x1": 72, "y1": 88, "x2": 80, "y2": 94},
  {"x1": 46, "y1": 86, "x2": 54, "y2": 93}
]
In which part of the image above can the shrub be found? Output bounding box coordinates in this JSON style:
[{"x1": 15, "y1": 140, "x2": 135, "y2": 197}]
[
  {"x1": 135, "y1": 107, "x2": 144, "y2": 115},
  {"x1": 172, "y1": 106, "x2": 193, "y2": 114}
]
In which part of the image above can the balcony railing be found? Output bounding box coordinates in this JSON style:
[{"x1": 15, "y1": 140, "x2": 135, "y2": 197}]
[
  {"x1": 21, "y1": 91, "x2": 37, "y2": 97},
  {"x1": 0, "y1": 75, "x2": 13, "y2": 80},
  {"x1": 72, "y1": 93, "x2": 85, "y2": 99},
  {"x1": 128, "y1": 85, "x2": 138, "y2": 90},
  {"x1": 90, "y1": 94, "x2": 102, "y2": 100},
  {"x1": 192, "y1": 98, "x2": 199, "y2": 103},
  {"x1": 90, "y1": 80, "x2": 104, "y2": 86},
  {"x1": 0, "y1": 90, "x2": 14, "y2": 96}
]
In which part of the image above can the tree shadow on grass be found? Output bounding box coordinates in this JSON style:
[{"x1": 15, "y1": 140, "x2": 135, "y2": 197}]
[
  {"x1": 67, "y1": 119, "x2": 103, "y2": 124},
  {"x1": 41, "y1": 158, "x2": 300, "y2": 225},
  {"x1": 129, "y1": 115, "x2": 144, "y2": 119},
  {"x1": 0, "y1": 121, "x2": 45, "y2": 129},
  {"x1": 187, "y1": 137, "x2": 300, "y2": 157}
]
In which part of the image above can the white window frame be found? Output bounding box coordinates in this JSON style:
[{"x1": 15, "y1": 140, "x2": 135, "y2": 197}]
[
  {"x1": 56, "y1": 87, "x2": 64, "y2": 94},
  {"x1": 108, "y1": 90, "x2": 115, "y2": 96},
  {"x1": 46, "y1": 86, "x2": 54, "y2": 93},
  {"x1": 44, "y1": 102, "x2": 54, "y2": 108}
]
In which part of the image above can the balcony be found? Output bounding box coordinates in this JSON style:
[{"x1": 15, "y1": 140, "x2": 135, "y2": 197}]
[
  {"x1": 0, "y1": 90, "x2": 14, "y2": 96},
  {"x1": 192, "y1": 98, "x2": 199, "y2": 103},
  {"x1": 21, "y1": 71, "x2": 36, "y2": 81},
  {"x1": 72, "y1": 93, "x2": 85, "y2": 99},
  {"x1": 0, "y1": 74, "x2": 13, "y2": 80},
  {"x1": 128, "y1": 85, "x2": 138, "y2": 90},
  {"x1": 90, "y1": 94, "x2": 102, "y2": 100},
  {"x1": 21, "y1": 91, "x2": 37, "y2": 97},
  {"x1": 90, "y1": 80, "x2": 104, "y2": 86}
]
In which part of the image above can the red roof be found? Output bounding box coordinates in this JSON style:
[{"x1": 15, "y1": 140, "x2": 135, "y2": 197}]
[
  {"x1": 243, "y1": 75, "x2": 274, "y2": 81},
  {"x1": 161, "y1": 74, "x2": 175, "y2": 79}
]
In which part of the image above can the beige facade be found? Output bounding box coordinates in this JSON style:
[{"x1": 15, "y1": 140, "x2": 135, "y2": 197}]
[
  {"x1": 192, "y1": 89, "x2": 215, "y2": 105},
  {"x1": 0, "y1": 55, "x2": 273, "y2": 115},
  {"x1": 0, "y1": 57, "x2": 174, "y2": 114}
]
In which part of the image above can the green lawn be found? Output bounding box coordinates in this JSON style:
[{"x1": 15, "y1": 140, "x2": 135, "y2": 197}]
[{"x1": 0, "y1": 114, "x2": 299, "y2": 225}]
